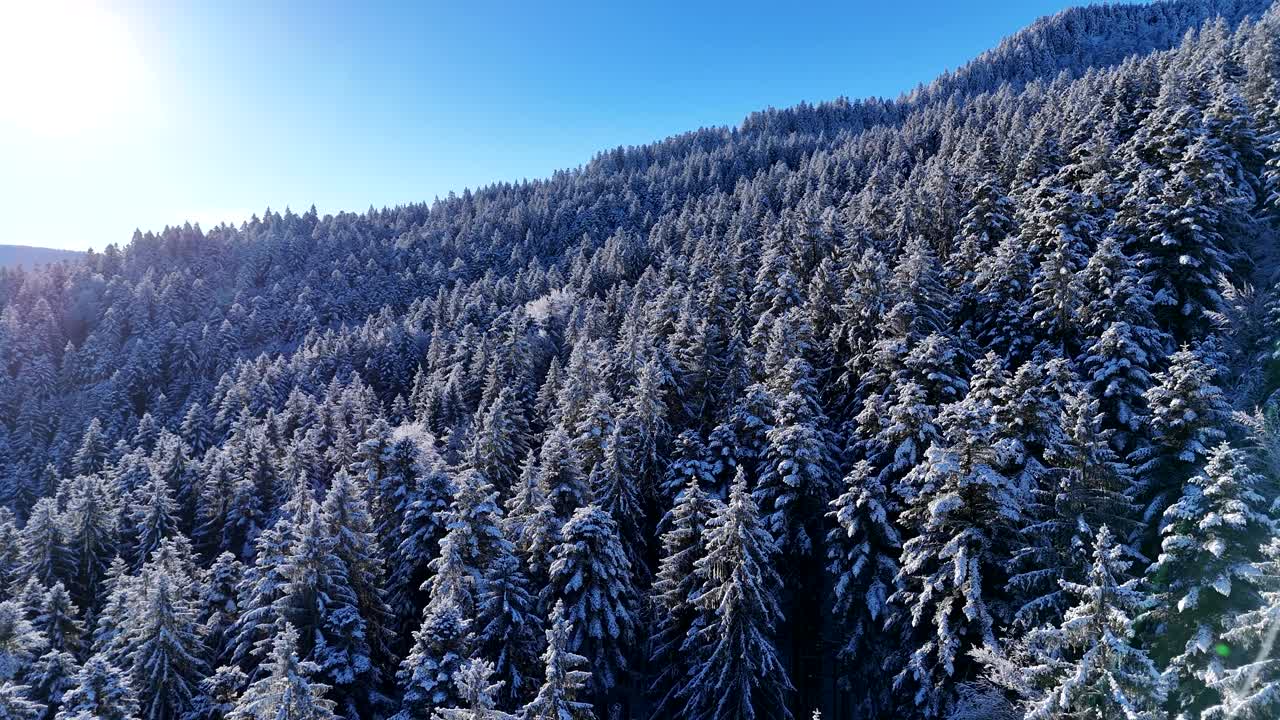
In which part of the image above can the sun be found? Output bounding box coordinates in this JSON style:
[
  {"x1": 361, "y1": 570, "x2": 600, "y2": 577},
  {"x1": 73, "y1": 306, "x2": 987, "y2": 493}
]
[{"x1": 0, "y1": 1, "x2": 146, "y2": 137}]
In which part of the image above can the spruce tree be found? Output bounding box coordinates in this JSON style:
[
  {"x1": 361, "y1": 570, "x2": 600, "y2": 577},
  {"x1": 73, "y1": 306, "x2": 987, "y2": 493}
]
[
  {"x1": 545, "y1": 505, "x2": 636, "y2": 702},
  {"x1": 522, "y1": 600, "x2": 594, "y2": 720},
  {"x1": 228, "y1": 624, "x2": 336, "y2": 720},
  {"x1": 977, "y1": 526, "x2": 1166, "y2": 720},
  {"x1": 1145, "y1": 443, "x2": 1274, "y2": 716},
  {"x1": 680, "y1": 468, "x2": 792, "y2": 720},
  {"x1": 129, "y1": 572, "x2": 209, "y2": 720},
  {"x1": 55, "y1": 656, "x2": 139, "y2": 720}
]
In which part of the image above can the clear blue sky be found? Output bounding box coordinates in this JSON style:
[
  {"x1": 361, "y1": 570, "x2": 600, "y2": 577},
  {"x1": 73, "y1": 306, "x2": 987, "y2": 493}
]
[{"x1": 0, "y1": 0, "x2": 1121, "y2": 251}]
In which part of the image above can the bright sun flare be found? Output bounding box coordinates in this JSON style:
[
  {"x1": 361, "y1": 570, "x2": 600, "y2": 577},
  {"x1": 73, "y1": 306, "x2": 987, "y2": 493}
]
[{"x1": 0, "y1": 1, "x2": 145, "y2": 137}]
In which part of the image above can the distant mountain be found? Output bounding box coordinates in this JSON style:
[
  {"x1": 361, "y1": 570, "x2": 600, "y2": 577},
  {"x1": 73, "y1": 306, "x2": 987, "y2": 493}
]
[{"x1": 0, "y1": 243, "x2": 82, "y2": 268}]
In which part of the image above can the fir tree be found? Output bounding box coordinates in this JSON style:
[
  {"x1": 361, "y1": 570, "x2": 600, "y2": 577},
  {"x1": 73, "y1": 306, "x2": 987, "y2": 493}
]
[
  {"x1": 228, "y1": 624, "x2": 336, "y2": 720},
  {"x1": 976, "y1": 526, "x2": 1166, "y2": 720},
  {"x1": 680, "y1": 468, "x2": 792, "y2": 720},
  {"x1": 647, "y1": 475, "x2": 714, "y2": 719},
  {"x1": 522, "y1": 600, "x2": 594, "y2": 720},
  {"x1": 129, "y1": 572, "x2": 209, "y2": 720},
  {"x1": 1145, "y1": 443, "x2": 1275, "y2": 716},
  {"x1": 55, "y1": 656, "x2": 139, "y2": 720},
  {"x1": 545, "y1": 505, "x2": 636, "y2": 702},
  {"x1": 430, "y1": 659, "x2": 518, "y2": 720}
]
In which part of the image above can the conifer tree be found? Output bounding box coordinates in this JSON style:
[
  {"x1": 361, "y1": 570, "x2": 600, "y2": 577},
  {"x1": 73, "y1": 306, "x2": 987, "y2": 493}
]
[
  {"x1": 129, "y1": 572, "x2": 209, "y2": 720},
  {"x1": 1145, "y1": 443, "x2": 1275, "y2": 716},
  {"x1": 545, "y1": 505, "x2": 635, "y2": 701},
  {"x1": 825, "y1": 459, "x2": 901, "y2": 713},
  {"x1": 35, "y1": 585, "x2": 81, "y2": 659},
  {"x1": 1202, "y1": 538, "x2": 1280, "y2": 720},
  {"x1": 23, "y1": 649, "x2": 77, "y2": 720},
  {"x1": 680, "y1": 468, "x2": 792, "y2": 720},
  {"x1": 228, "y1": 624, "x2": 336, "y2": 720},
  {"x1": 19, "y1": 500, "x2": 70, "y2": 590},
  {"x1": 890, "y1": 373, "x2": 1026, "y2": 718},
  {"x1": 648, "y1": 475, "x2": 714, "y2": 719},
  {"x1": 56, "y1": 656, "x2": 139, "y2": 720},
  {"x1": 430, "y1": 659, "x2": 518, "y2": 720},
  {"x1": 976, "y1": 526, "x2": 1166, "y2": 720},
  {"x1": 522, "y1": 600, "x2": 594, "y2": 720}
]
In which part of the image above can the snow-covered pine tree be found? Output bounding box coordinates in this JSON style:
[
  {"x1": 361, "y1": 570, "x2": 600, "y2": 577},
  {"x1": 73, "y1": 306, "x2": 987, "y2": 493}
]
[
  {"x1": 889, "y1": 366, "x2": 1026, "y2": 718},
  {"x1": 1014, "y1": 388, "x2": 1141, "y2": 626},
  {"x1": 34, "y1": 585, "x2": 81, "y2": 659},
  {"x1": 825, "y1": 459, "x2": 901, "y2": 715},
  {"x1": 0, "y1": 601, "x2": 43, "y2": 682},
  {"x1": 545, "y1": 504, "x2": 635, "y2": 704},
  {"x1": 55, "y1": 656, "x2": 140, "y2": 720},
  {"x1": 648, "y1": 474, "x2": 714, "y2": 719},
  {"x1": 199, "y1": 552, "x2": 242, "y2": 668},
  {"x1": 680, "y1": 467, "x2": 792, "y2": 720},
  {"x1": 1129, "y1": 346, "x2": 1230, "y2": 537},
  {"x1": 228, "y1": 624, "x2": 336, "y2": 720},
  {"x1": 19, "y1": 500, "x2": 70, "y2": 590},
  {"x1": 128, "y1": 572, "x2": 209, "y2": 720},
  {"x1": 522, "y1": 600, "x2": 594, "y2": 720},
  {"x1": 23, "y1": 648, "x2": 77, "y2": 719},
  {"x1": 319, "y1": 471, "x2": 396, "y2": 670},
  {"x1": 0, "y1": 682, "x2": 42, "y2": 720},
  {"x1": 976, "y1": 526, "x2": 1166, "y2": 720},
  {"x1": 1145, "y1": 442, "x2": 1275, "y2": 716},
  {"x1": 429, "y1": 659, "x2": 517, "y2": 720},
  {"x1": 1203, "y1": 537, "x2": 1280, "y2": 720},
  {"x1": 130, "y1": 469, "x2": 178, "y2": 569}
]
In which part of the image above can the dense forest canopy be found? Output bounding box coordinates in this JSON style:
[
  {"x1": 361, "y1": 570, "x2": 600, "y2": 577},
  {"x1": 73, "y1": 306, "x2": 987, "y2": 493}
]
[{"x1": 1, "y1": 1, "x2": 1279, "y2": 718}]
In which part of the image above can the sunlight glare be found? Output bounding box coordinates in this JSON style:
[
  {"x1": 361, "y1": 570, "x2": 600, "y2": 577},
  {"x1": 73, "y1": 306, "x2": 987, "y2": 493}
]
[{"x1": 0, "y1": 1, "x2": 146, "y2": 137}]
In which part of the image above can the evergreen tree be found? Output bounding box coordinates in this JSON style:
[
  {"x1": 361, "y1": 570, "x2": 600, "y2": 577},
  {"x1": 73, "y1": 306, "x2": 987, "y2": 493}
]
[
  {"x1": 55, "y1": 656, "x2": 139, "y2": 720},
  {"x1": 23, "y1": 650, "x2": 77, "y2": 720},
  {"x1": 680, "y1": 468, "x2": 792, "y2": 720},
  {"x1": 1145, "y1": 443, "x2": 1275, "y2": 716},
  {"x1": 825, "y1": 459, "x2": 901, "y2": 714},
  {"x1": 34, "y1": 585, "x2": 81, "y2": 659},
  {"x1": 0, "y1": 601, "x2": 44, "y2": 682},
  {"x1": 129, "y1": 572, "x2": 209, "y2": 720},
  {"x1": 430, "y1": 659, "x2": 518, "y2": 720},
  {"x1": 228, "y1": 624, "x2": 336, "y2": 720},
  {"x1": 1130, "y1": 346, "x2": 1230, "y2": 531},
  {"x1": 0, "y1": 682, "x2": 42, "y2": 720},
  {"x1": 522, "y1": 600, "x2": 594, "y2": 720},
  {"x1": 545, "y1": 505, "x2": 635, "y2": 702},
  {"x1": 1202, "y1": 538, "x2": 1280, "y2": 720},
  {"x1": 648, "y1": 475, "x2": 714, "y2": 719},
  {"x1": 19, "y1": 500, "x2": 70, "y2": 590},
  {"x1": 977, "y1": 526, "x2": 1166, "y2": 720},
  {"x1": 890, "y1": 373, "x2": 1026, "y2": 718}
]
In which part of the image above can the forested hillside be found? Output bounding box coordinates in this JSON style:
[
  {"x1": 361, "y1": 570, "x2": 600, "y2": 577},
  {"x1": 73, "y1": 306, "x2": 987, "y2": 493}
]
[
  {"x1": 0, "y1": 246, "x2": 83, "y2": 271},
  {"x1": 1, "y1": 1, "x2": 1279, "y2": 718}
]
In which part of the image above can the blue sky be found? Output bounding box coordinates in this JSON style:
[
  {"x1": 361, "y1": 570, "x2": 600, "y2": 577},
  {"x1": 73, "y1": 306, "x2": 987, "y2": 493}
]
[{"x1": 0, "y1": 0, "x2": 1119, "y2": 251}]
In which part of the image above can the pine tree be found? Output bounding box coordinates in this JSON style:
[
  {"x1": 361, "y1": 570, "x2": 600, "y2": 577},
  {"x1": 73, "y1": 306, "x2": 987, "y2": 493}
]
[
  {"x1": 680, "y1": 468, "x2": 792, "y2": 720},
  {"x1": 1012, "y1": 387, "x2": 1141, "y2": 626},
  {"x1": 129, "y1": 572, "x2": 209, "y2": 720},
  {"x1": 1145, "y1": 443, "x2": 1274, "y2": 716},
  {"x1": 131, "y1": 470, "x2": 179, "y2": 568},
  {"x1": 24, "y1": 649, "x2": 78, "y2": 720},
  {"x1": 35, "y1": 585, "x2": 81, "y2": 659},
  {"x1": 1129, "y1": 346, "x2": 1230, "y2": 532},
  {"x1": 1203, "y1": 538, "x2": 1280, "y2": 720},
  {"x1": 0, "y1": 601, "x2": 44, "y2": 682},
  {"x1": 890, "y1": 374, "x2": 1026, "y2": 718},
  {"x1": 648, "y1": 475, "x2": 714, "y2": 719},
  {"x1": 189, "y1": 666, "x2": 246, "y2": 720},
  {"x1": 61, "y1": 477, "x2": 116, "y2": 614},
  {"x1": 319, "y1": 472, "x2": 396, "y2": 669},
  {"x1": 19, "y1": 500, "x2": 70, "y2": 590},
  {"x1": 976, "y1": 526, "x2": 1166, "y2": 720},
  {"x1": 0, "y1": 682, "x2": 42, "y2": 720},
  {"x1": 522, "y1": 600, "x2": 594, "y2": 720},
  {"x1": 229, "y1": 624, "x2": 336, "y2": 720},
  {"x1": 474, "y1": 530, "x2": 540, "y2": 707},
  {"x1": 545, "y1": 505, "x2": 635, "y2": 702},
  {"x1": 430, "y1": 659, "x2": 518, "y2": 720},
  {"x1": 273, "y1": 509, "x2": 380, "y2": 718},
  {"x1": 467, "y1": 387, "x2": 530, "y2": 494},
  {"x1": 55, "y1": 656, "x2": 139, "y2": 720},
  {"x1": 396, "y1": 599, "x2": 471, "y2": 720},
  {"x1": 825, "y1": 459, "x2": 900, "y2": 713},
  {"x1": 199, "y1": 553, "x2": 242, "y2": 667}
]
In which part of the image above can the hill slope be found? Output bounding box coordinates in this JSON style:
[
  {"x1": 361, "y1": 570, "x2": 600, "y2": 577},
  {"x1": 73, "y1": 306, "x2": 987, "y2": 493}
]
[
  {"x1": 0, "y1": 1, "x2": 1278, "y2": 719},
  {"x1": 0, "y1": 244, "x2": 83, "y2": 269}
]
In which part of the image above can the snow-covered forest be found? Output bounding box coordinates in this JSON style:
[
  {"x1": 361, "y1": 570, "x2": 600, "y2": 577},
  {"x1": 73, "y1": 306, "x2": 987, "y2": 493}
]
[{"x1": 1, "y1": 0, "x2": 1279, "y2": 718}]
